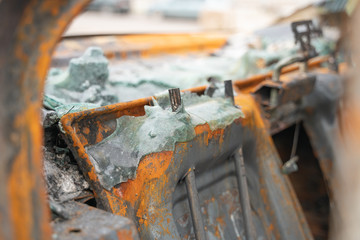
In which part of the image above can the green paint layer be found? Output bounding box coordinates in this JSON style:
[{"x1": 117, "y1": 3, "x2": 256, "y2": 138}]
[{"x1": 86, "y1": 93, "x2": 243, "y2": 190}]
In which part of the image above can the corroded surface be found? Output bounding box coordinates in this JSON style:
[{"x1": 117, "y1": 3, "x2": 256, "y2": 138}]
[
  {"x1": 0, "y1": 0, "x2": 91, "y2": 239},
  {"x1": 60, "y1": 83, "x2": 316, "y2": 239},
  {"x1": 52, "y1": 201, "x2": 139, "y2": 240},
  {"x1": 86, "y1": 94, "x2": 242, "y2": 189}
]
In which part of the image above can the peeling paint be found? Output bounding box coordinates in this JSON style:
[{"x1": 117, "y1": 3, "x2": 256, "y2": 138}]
[{"x1": 86, "y1": 94, "x2": 243, "y2": 190}]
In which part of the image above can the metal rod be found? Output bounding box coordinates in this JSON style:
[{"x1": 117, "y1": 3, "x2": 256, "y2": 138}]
[
  {"x1": 290, "y1": 121, "x2": 300, "y2": 159},
  {"x1": 234, "y1": 149, "x2": 254, "y2": 240},
  {"x1": 224, "y1": 80, "x2": 235, "y2": 105},
  {"x1": 168, "y1": 88, "x2": 181, "y2": 112},
  {"x1": 185, "y1": 169, "x2": 207, "y2": 240}
]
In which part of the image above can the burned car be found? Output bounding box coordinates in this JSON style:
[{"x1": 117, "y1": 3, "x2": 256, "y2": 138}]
[{"x1": 0, "y1": 1, "x2": 350, "y2": 240}]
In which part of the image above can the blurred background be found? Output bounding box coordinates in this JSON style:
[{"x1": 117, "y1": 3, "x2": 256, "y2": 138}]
[
  {"x1": 48, "y1": 0, "x2": 353, "y2": 104},
  {"x1": 65, "y1": 0, "x2": 343, "y2": 35}
]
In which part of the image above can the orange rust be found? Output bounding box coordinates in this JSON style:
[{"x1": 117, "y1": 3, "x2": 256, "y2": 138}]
[
  {"x1": 120, "y1": 33, "x2": 228, "y2": 58},
  {"x1": 267, "y1": 223, "x2": 275, "y2": 237},
  {"x1": 214, "y1": 225, "x2": 220, "y2": 238},
  {"x1": 82, "y1": 127, "x2": 90, "y2": 134},
  {"x1": 61, "y1": 90, "x2": 315, "y2": 239},
  {"x1": 216, "y1": 216, "x2": 225, "y2": 227},
  {"x1": 0, "y1": 0, "x2": 92, "y2": 239},
  {"x1": 8, "y1": 142, "x2": 34, "y2": 240},
  {"x1": 117, "y1": 229, "x2": 135, "y2": 240},
  {"x1": 193, "y1": 124, "x2": 225, "y2": 147},
  {"x1": 62, "y1": 103, "x2": 242, "y2": 236},
  {"x1": 61, "y1": 97, "x2": 152, "y2": 146},
  {"x1": 59, "y1": 97, "x2": 155, "y2": 194},
  {"x1": 56, "y1": 33, "x2": 229, "y2": 61},
  {"x1": 61, "y1": 91, "x2": 313, "y2": 239},
  {"x1": 58, "y1": 57, "x2": 332, "y2": 239},
  {"x1": 115, "y1": 151, "x2": 173, "y2": 208},
  {"x1": 8, "y1": 101, "x2": 47, "y2": 240},
  {"x1": 194, "y1": 124, "x2": 211, "y2": 135}
]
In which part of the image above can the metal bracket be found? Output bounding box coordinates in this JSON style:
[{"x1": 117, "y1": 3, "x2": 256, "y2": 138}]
[
  {"x1": 224, "y1": 80, "x2": 235, "y2": 105},
  {"x1": 291, "y1": 20, "x2": 322, "y2": 60},
  {"x1": 169, "y1": 88, "x2": 182, "y2": 112}
]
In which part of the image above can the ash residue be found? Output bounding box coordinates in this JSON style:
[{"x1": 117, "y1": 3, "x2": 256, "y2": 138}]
[
  {"x1": 43, "y1": 149, "x2": 90, "y2": 202},
  {"x1": 42, "y1": 110, "x2": 90, "y2": 203}
]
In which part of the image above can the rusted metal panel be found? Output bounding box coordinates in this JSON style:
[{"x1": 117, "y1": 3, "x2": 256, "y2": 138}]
[
  {"x1": 0, "y1": 0, "x2": 91, "y2": 239},
  {"x1": 252, "y1": 74, "x2": 316, "y2": 108},
  {"x1": 253, "y1": 69, "x2": 343, "y2": 189},
  {"x1": 52, "y1": 33, "x2": 229, "y2": 67},
  {"x1": 233, "y1": 56, "x2": 328, "y2": 94},
  {"x1": 56, "y1": 54, "x2": 336, "y2": 239},
  {"x1": 249, "y1": 55, "x2": 343, "y2": 237},
  {"x1": 301, "y1": 73, "x2": 343, "y2": 193},
  {"x1": 52, "y1": 201, "x2": 139, "y2": 240},
  {"x1": 60, "y1": 85, "x2": 314, "y2": 239}
]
